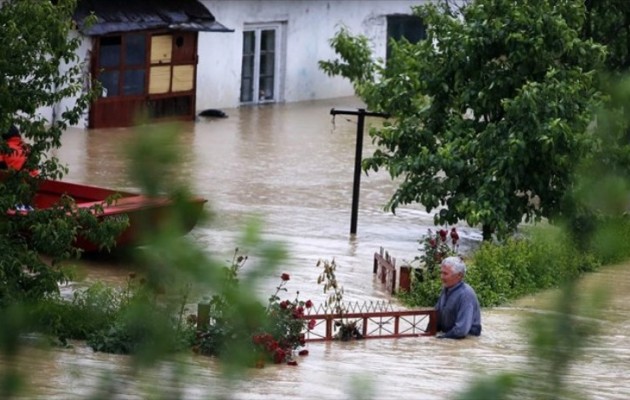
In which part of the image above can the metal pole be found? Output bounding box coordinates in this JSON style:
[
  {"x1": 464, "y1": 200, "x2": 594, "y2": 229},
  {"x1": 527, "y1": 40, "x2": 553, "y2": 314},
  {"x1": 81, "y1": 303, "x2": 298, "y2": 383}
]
[
  {"x1": 330, "y1": 108, "x2": 389, "y2": 235},
  {"x1": 350, "y1": 109, "x2": 366, "y2": 235}
]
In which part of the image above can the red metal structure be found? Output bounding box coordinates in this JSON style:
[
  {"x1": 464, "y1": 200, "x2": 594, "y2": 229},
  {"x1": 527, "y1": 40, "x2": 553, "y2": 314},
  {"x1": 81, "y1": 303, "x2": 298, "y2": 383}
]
[{"x1": 303, "y1": 301, "x2": 436, "y2": 342}]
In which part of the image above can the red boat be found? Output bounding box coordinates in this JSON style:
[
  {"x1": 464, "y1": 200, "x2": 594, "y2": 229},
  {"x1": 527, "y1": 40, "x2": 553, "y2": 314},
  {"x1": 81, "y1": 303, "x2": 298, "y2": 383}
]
[{"x1": 29, "y1": 179, "x2": 207, "y2": 252}]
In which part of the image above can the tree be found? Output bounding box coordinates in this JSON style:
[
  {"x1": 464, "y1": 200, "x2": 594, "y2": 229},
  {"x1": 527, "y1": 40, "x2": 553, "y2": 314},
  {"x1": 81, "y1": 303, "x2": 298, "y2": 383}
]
[
  {"x1": 0, "y1": 0, "x2": 125, "y2": 306},
  {"x1": 320, "y1": 0, "x2": 605, "y2": 240},
  {"x1": 583, "y1": 0, "x2": 630, "y2": 73}
]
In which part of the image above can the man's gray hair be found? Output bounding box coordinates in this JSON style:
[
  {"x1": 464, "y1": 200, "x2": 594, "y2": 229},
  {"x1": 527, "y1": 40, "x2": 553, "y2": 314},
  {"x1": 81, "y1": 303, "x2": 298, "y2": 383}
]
[{"x1": 442, "y1": 256, "x2": 466, "y2": 276}]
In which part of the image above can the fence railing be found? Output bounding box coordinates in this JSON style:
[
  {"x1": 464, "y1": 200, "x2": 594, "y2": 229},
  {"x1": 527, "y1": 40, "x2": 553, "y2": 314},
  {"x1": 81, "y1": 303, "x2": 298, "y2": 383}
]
[
  {"x1": 373, "y1": 247, "x2": 414, "y2": 295},
  {"x1": 302, "y1": 306, "x2": 437, "y2": 342}
]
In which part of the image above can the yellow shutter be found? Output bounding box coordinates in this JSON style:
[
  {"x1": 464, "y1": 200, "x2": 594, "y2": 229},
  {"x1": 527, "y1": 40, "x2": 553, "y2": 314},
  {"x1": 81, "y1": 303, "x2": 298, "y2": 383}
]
[
  {"x1": 151, "y1": 35, "x2": 172, "y2": 64},
  {"x1": 149, "y1": 66, "x2": 171, "y2": 94},
  {"x1": 172, "y1": 65, "x2": 194, "y2": 92}
]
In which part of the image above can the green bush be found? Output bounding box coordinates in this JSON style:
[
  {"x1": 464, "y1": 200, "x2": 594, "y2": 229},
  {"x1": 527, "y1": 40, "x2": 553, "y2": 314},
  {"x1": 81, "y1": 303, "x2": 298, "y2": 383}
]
[
  {"x1": 398, "y1": 228, "x2": 459, "y2": 307},
  {"x1": 589, "y1": 216, "x2": 630, "y2": 265},
  {"x1": 27, "y1": 282, "x2": 122, "y2": 343},
  {"x1": 402, "y1": 228, "x2": 602, "y2": 308},
  {"x1": 86, "y1": 300, "x2": 195, "y2": 357},
  {"x1": 469, "y1": 233, "x2": 600, "y2": 306}
]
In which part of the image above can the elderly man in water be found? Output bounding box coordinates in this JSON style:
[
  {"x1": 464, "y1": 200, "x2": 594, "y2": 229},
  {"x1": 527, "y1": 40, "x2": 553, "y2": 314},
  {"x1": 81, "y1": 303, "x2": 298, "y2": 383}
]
[{"x1": 435, "y1": 256, "x2": 482, "y2": 339}]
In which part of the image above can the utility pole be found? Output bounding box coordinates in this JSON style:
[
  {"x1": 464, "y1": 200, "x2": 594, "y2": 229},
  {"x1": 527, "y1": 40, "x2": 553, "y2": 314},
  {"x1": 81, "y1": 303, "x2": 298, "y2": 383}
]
[{"x1": 330, "y1": 108, "x2": 389, "y2": 235}]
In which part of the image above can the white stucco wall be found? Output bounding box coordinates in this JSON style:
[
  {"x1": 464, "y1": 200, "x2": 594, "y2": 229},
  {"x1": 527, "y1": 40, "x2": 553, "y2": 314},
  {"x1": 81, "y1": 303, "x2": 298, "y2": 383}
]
[
  {"x1": 197, "y1": 0, "x2": 428, "y2": 112},
  {"x1": 47, "y1": 33, "x2": 93, "y2": 129}
]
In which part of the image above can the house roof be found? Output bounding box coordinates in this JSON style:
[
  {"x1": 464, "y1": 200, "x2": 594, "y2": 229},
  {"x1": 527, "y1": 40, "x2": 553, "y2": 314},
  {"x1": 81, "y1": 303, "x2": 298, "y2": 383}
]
[{"x1": 74, "y1": 0, "x2": 233, "y2": 36}]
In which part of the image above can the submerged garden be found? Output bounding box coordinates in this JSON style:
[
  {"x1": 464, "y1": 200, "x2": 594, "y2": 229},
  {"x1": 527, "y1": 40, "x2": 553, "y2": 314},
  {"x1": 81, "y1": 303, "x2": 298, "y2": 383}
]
[{"x1": 3, "y1": 0, "x2": 630, "y2": 399}]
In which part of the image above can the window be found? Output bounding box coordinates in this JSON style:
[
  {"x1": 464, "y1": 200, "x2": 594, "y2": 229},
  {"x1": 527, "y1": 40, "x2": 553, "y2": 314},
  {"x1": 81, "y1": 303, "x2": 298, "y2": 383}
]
[
  {"x1": 96, "y1": 32, "x2": 197, "y2": 99},
  {"x1": 91, "y1": 30, "x2": 199, "y2": 127},
  {"x1": 97, "y1": 33, "x2": 147, "y2": 97},
  {"x1": 386, "y1": 15, "x2": 426, "y2": 61},
  {"x1": 241, "y1": 24, "x2": 284, "y2": 104}
]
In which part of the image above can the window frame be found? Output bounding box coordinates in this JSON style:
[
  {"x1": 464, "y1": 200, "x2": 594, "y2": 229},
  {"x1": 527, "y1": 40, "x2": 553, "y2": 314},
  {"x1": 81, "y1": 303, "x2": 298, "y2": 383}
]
[{"x1": 240, "y1": 22, "x2": 285, "y2": 105}]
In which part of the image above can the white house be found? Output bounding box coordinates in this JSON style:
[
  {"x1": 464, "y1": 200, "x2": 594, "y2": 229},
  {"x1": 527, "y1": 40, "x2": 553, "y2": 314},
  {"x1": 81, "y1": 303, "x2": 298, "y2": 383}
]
[
  {"x1": 197, "y1": 0, "x2": 429, "y2": 111},
  {"x1": 59, "y1": 0, "x2": 429, "y2": 129}
]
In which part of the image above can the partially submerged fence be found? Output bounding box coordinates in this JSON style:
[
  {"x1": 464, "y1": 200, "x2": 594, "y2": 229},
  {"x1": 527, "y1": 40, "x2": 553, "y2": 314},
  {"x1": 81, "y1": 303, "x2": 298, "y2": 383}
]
[
  {"x1": 303, "y1": 301, "x2": 436, "y2": 342},
  {"x1": 196, "y1": 248, "x2": 437, "y2": 342},
  {"x1": 196, "y1": 299, "x2": 436, "y2": 342},
  {"x1": 373, "y1": 247, "x2": 413, "y2": 295}
]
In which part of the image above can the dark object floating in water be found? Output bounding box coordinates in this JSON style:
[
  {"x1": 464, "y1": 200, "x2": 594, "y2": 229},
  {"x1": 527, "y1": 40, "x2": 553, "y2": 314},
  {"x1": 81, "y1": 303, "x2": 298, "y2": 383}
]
[{"x1": 198, "y1": 109, "x2": 228, "y2": 118}]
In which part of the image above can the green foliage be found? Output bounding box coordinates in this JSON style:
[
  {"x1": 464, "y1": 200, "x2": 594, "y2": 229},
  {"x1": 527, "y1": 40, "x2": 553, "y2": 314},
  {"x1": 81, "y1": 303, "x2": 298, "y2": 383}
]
[
  {"x1": 316, "y1": 258, "x2": 360, "y2": 341},
  {"x1": 0, "y1": 0, "x2": 95, "y2": 167},
  {"x1": 562, "y1": 74, "x2": 630, "y2": 250},
  {"x1": 398, "y1": 266, "x2": 443, "y2": 309},
  {"x1": 320, "y1": 0, "x2": 606, "y2": 240},
  {"x1": 455, "y1": 279, "x2": 607, "y2": 400},
  {"x1": 398, "y1": 228, "x2": 459, "y2": 307},
  {"x1": 467, "y1": 230, "x2": 600, "y2": 306},
  {"x1": 84, "y1": 274, "x2": 197, "y2": 363},
  {"x1": 0, "y1": 196, "x2": 128, "y2": 308},
  {"x1": 453, "y1": 373, "x2": 517, "y2": 400},
  {"x1": 415, "y1": 228, "x2": 460, "y2": 275},
  {"x1": 316, "y1": 258, "x2": 345, "y2": 314},
  {"x1": 582, "y1": 0, "x2": 630, "y2": 73},
  {"x1": 194, "y1": 251, "x2": 312, "y2": 366},
  {"x1": 0, "y1": 0, "x2": 125, "y2": 307},
  {"x1": 589, "y1": 216, "x2": 630, "y2": 264},
  {"x1": 27, "y1": 282, "x2": 121, "y2": 342},
  {"x1": 403, "y1": 226, "x2": 601, "y2": 308}
]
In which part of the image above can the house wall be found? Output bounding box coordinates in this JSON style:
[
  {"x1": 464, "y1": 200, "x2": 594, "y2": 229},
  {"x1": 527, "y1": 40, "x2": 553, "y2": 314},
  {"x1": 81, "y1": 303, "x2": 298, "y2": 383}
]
[
  {"x1": 196, "y1": 0, "x2": 428, "y2": 112},
  {"x1": 6, "y1": 0, "x2": 428, "y2": 128},
  {"x1": 51, "y1": 33, "x2": 93, "y2": 128}
]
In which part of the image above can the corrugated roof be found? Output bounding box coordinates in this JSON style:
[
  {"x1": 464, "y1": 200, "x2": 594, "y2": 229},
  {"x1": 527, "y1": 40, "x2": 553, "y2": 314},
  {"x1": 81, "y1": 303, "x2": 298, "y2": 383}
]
[{"x1": 74, "y1": 0, "x2": 233, "y2": 36}]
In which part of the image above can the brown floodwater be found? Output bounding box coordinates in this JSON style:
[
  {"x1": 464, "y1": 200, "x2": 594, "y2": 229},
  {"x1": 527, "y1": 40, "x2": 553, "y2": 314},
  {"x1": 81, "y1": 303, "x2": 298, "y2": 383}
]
[{"x1": 4, "y1": 98, "x2": 630, "y2": 399}]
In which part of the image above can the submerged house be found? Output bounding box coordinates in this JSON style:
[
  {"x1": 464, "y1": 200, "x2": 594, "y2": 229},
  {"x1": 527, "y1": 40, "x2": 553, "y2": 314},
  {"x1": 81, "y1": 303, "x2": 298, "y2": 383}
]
[
  {"x1": 72, "y1": 0, "x2": 232, "y2": 129},
  {"x1": 65, "y1": 0, "x2": 428, "y2": 129}
]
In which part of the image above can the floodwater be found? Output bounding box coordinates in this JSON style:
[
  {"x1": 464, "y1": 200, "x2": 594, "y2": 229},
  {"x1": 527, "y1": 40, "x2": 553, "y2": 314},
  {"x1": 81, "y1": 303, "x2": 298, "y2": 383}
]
[{"x1": 6, "y1": 98, "x2": 630, "y2": 399}]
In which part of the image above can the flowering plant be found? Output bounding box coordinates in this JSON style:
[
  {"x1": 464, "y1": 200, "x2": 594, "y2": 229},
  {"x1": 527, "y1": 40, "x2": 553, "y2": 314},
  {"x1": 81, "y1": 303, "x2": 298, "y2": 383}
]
[
  {"x1": 192, "y1": 252, "x2": 312, "y2": 366},
  {"x1": 396, "y1": 228, "x2": 462, "y2": 306},
  {"x1": 413, "y1": 227, "x2": 460, "y2": 279},
  {"x1": 252, "y1": 272, "x2": 314, "y2": 366}
]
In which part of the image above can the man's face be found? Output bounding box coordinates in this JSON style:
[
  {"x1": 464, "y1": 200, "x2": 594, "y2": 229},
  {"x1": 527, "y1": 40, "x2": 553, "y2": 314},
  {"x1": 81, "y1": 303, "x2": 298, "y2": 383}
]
[{"x1": 440, "y1": 264, "x2": 462, "y2": 288}]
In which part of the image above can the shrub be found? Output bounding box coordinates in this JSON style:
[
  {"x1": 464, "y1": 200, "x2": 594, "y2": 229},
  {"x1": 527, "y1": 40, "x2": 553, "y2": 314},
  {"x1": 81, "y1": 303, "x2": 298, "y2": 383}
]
[
  {"x1": 27, "y1": 282, "x2": 121, "y2": 343},
  {"x1": 467, "y1": 231, "x2": 600, "y2": 307},
  {"x1": 84, "y1": 273, "x2": 196, "y2": 357},
  {"x1": 398, "y1": 228, "x2": 459, "y2": 307},
  {"x1": 194, "y1": 252, "x2": 312, "y2": 366},
  {"x1": 402, "y1": 227, "x2": 602, "y2": 308},
  {"x1": 589, "y1": 216, "x2": 630, "y2": 265}
]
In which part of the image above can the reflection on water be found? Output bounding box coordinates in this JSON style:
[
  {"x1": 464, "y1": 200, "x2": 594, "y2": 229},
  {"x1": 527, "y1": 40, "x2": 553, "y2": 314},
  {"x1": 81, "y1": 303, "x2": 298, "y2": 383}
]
[{"x1": 6, "y1": 98, "x2": 630, "y2": 398}]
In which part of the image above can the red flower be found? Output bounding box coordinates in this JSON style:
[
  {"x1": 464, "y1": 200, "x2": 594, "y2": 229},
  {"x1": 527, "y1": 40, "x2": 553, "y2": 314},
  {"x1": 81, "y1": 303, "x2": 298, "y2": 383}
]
[
  {"x1": 308, "y1": 318, "x2": 316, "y2": 330},
  {"x1": 292, "y1": 306, "x2": 305, "y2": 319},
  {"x1": 305, "y1": 299, "x2": 313, "y2": 309},
  {"x1": 273, "y1": 348, "x2": 286, "y2": 364},
  {"x1": 429, "y1": 239, "x2": 437, "y2": 248},
  {"x1": 281, "y1": 273, "x2": 290, "y2": 281},
  {"x1": 450, "y1": 228, "x2": 459, "y2": 243},
  {"x1": 298, "y1": 349, "x2": 309, "y2": 356},
  {"x1": 252, "y1": 334, "x2": 264, "y2": 345},
  {"x1": 439, "y1": 229, "x2": 447, "y2": 241},
  {"x1": 279, "y1": 300, "x2": 289, "y2": 309},
  {"x1": 266, "y1": 340, "x2": 279, "y2": 352},
  {"x1": 287, "y1": 360, "x2": 298, "y2": 366}
]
